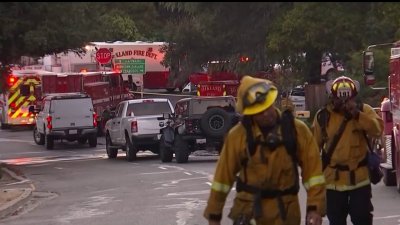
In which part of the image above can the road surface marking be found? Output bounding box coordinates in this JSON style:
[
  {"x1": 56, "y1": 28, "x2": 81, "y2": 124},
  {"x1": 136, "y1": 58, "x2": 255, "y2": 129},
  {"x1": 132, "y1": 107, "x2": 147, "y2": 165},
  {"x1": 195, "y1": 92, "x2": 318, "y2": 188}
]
[{"x1": 0, "y1": 138, "x2": 33, "y2": 143}]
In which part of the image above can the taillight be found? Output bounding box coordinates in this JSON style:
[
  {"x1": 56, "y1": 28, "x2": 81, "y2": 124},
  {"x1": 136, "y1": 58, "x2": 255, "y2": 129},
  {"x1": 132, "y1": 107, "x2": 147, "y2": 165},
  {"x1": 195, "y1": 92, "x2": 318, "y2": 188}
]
[
  {"x1": 46, "y1": 115, "x2": 52, "y2": 130},
  {"x1": 93, "y1": 112, "x2": 98, "y2": 127},
  {"x1": 185, "y1": 119, "x2": 194, "y2": 133},
  {"x1": 386, "y1": 111, "x2": 393, "y2": 123},
  {"x1": 131, "y1": 120, "x2": 138, "y2": 133}
]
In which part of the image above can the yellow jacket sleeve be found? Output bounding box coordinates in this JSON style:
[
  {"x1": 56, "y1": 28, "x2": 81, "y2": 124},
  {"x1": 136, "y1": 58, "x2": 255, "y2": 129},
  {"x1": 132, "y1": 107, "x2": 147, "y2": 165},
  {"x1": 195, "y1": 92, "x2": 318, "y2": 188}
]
[
  {"x1": 203, "y1": 124, "x2": 244, "y2": 221},
  {"x1": 296, "y1": 119, "x2": 326, "y2": 216},
  {"x1": 358, "y1": 104, "x2": 383, "y2": 138}
]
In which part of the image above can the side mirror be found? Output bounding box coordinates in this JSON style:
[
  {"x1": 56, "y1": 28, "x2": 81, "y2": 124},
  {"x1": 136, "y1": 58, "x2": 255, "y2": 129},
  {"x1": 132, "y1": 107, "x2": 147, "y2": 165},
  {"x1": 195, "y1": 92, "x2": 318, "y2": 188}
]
[
  {"x1": 363, "y1": 50, "x2": 376, "y2": 86},
  {"x1": 29, "y1": 105, "x2": 35, "y2": 113},
  {"x1": 29, "y1": 105, "x2": 40, "y2": 114},
  {"x1": 363, "y1": 50, "x2": 374, "y2": 75}
]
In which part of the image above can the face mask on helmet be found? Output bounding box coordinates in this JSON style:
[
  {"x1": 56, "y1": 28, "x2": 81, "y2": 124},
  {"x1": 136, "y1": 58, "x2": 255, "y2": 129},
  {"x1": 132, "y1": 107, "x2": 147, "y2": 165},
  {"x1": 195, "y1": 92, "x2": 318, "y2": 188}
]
[
  {"x1": 243, "y1": 82, "x2": 273, "y2": 108},
  {"x1": 329, "y1": 77, "x2": 359, "y2": 102}
]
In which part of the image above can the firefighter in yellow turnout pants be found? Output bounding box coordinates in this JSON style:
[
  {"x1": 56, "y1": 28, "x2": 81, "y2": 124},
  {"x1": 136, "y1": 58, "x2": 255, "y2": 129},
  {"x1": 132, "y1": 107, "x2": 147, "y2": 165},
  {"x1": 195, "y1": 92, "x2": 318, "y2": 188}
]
[{"x1": 204, "y1": 76, "x2": 326, "y2": 225}]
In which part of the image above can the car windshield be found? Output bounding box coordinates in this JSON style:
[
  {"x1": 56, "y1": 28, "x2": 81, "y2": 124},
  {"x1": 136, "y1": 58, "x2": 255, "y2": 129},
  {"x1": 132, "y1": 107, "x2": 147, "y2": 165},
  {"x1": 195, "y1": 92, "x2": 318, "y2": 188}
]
[
  {"x1": 290, "y1": 89, "x2": 305, "y2": 97},
  {"x1": 191, "y1": 98, "x2": 235, "y2": 114},
  {"x1": 127, "y1": 101, "x2": 171, "y2": 116}
]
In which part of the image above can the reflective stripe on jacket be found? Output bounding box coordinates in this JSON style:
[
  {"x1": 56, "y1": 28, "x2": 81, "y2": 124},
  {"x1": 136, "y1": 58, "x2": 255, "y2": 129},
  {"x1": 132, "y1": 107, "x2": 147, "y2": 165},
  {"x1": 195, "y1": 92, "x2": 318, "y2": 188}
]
[
  {"x1": 204, "y1": 108, "x2": 326, "y2": 224},
  {"x1": 312, "y1": 103, "x2": 383, "y2": 191}
]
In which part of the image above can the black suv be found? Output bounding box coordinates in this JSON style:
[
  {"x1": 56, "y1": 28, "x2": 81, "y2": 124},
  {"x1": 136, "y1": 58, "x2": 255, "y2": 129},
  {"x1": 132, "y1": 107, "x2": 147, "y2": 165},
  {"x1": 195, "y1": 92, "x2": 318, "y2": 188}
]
[{"x1": 159, "y1": 96, "x2": 239, "y2": 163}]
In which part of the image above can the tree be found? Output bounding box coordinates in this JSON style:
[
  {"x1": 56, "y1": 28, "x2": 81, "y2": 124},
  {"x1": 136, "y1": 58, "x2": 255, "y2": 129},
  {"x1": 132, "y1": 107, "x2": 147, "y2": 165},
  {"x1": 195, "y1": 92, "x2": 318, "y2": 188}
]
[
  {"x1": 267, "y1": 2, "x2": 372, "y2": 84},
  {"x1": 0, "y1": 2, "x2": 150, "y2": 64},
  {"x1": 159, "y1": 2, "x2": 290, "y2": 82}
]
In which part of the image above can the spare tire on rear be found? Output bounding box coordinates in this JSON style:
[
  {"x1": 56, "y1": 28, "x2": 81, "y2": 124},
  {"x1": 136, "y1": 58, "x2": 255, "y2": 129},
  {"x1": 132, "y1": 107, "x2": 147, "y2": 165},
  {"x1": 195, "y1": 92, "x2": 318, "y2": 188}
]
[{"x1": 200, "y1": 107, "x2": 233, "y2": 139}]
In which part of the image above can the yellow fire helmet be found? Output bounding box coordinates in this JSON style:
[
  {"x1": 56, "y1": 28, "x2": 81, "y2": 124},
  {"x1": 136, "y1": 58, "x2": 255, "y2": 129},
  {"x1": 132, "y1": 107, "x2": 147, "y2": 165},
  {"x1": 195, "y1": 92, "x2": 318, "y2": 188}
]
[{"x1": 236, "y1": 75, "x2": 278, "y2": 115}]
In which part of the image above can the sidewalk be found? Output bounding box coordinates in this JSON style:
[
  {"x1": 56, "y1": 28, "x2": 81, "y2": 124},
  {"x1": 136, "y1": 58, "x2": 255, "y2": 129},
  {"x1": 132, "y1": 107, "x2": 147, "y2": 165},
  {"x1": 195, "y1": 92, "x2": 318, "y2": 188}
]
[{"x1": 0, "y1": 164, "x2": 33, "y2": 219}]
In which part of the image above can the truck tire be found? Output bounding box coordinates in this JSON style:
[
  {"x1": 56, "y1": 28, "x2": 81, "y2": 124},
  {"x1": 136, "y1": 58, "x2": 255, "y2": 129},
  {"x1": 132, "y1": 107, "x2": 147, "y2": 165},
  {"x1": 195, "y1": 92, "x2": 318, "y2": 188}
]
[
  {"x1": 106, "y1": 133, "x2": 118, "y2": 159},
  {"x1": 200, "y1": 107, "x2": 232, "y2": 139},
  {"x1": 33, "y1": 126, "x2": 45, "y2": 145},
  {"x1": 45, "y1": 134, "x2": 54, "y2": 150},
  {"x1": 382, "y1": 168, "x2": 397, "y2": 186},
  {"x1": 88, "y1": 135, "x2": 97, "y2": 147},
  {"x1": 160, "y1": 135, "x2": 173, "y2": 162},
  {"x1": 125, "y1": 135, "x2": 137, "y2": 162},
  {"x1": 173, "y1": 135, "x2": 189, "y2": 163}
]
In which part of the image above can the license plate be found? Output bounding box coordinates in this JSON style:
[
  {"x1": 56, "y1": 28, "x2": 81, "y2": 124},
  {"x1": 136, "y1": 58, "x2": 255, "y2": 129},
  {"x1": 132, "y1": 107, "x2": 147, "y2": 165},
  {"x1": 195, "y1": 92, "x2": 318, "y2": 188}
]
[
  {"x1": 157, "y1": 134, "x2": 162, "y2": 140},
  {"x1": 196, "y1": 139, "x2": 206, "y2": 144},
  {"x1": 69, "y1": 130, "x2": 77, "y2": 134}
]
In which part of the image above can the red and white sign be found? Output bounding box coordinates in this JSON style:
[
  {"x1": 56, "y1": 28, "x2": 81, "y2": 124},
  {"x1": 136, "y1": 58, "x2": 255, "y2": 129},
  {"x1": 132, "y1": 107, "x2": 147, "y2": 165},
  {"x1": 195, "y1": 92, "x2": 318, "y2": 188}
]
[{"x1": 95, "y1": 48, "x2": 112, "y2": 64}]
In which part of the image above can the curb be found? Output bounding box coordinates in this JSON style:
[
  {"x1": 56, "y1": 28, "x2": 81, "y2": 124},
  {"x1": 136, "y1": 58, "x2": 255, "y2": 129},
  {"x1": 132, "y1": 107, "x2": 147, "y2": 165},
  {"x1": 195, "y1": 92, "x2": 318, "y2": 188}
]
[
  {"x1": 0, "y1": 188, "x2": 32, "y2": 219},
  {"x1": 0, "y1": 167, "x2": 34, "y2": 219}
]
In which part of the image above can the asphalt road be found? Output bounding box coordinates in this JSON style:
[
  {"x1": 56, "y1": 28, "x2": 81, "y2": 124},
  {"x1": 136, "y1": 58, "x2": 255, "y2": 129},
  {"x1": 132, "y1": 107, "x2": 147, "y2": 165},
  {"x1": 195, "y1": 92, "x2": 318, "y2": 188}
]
[{"x1": 0, "y1": 126, "x2": 400, "y2": 225}]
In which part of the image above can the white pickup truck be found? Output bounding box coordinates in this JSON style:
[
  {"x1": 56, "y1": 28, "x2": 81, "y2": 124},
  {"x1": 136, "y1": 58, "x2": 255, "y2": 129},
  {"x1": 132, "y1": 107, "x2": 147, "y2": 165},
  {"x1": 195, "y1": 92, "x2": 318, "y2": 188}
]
[{"x1": 104, "y1": 98, "x2": 174, "y2": 161}]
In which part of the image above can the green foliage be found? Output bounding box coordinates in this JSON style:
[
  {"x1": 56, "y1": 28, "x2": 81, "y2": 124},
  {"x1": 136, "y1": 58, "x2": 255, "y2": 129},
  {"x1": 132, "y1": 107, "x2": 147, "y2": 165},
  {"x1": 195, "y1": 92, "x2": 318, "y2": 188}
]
[
  {"x1": 1, "y1": 2, "x2": 400, "y2": 96},
  {"x1": 159, "y1": 2, "x2": 289, "y2": 81},
  {"x1": 0, "y1": 3, "x2": 159, "y2": 64},
  {"x1": 96, "y1": 11, "x2": 139, "y2": 41},
  {"x1": 267, "y1": 3, "x2": 371, "y2": 83}
]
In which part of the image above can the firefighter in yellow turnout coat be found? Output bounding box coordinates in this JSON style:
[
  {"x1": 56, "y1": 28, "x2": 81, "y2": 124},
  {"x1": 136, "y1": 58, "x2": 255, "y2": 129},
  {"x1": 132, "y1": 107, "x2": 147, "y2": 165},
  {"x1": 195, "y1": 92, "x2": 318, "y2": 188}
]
[
  {"x1": 204, "y1": 76, "x2": 326, "y2": 225},
  {"x1": 312, "y1": 76, "x2": 383, "y2": 225}
]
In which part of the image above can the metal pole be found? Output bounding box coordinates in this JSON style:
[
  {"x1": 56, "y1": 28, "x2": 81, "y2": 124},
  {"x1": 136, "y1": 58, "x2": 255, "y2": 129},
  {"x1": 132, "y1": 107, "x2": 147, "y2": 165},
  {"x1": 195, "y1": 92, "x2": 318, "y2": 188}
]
[{"x1": 367, "y1": 42, "x2": 394, "y2": 50}]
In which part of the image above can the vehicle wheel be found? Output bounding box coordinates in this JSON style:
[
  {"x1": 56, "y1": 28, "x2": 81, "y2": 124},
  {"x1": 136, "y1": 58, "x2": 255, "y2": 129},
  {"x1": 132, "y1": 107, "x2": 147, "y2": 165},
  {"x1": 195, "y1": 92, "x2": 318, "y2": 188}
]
[
  {"x1": 125, "y1": 135, "x2": 137, "y2": 162},
  {"x1": 45, "y1": 134, "x2": 54, "y2": 150},
  {"x1": 78, "y1": 137, "x2": 87, "y2": 144},
  {"x1": 106, "y1": 133, "x2": 118, "y2": 159},
  {"x1": 200, "y1": 107, "x2": 232, "y2": 139},
  {"x1": 382, "y1": 168, "x2": 396, "y2": 186},
  {"x1": 88, "y1": 135, "x2": 97, "y2": 147},
  {"x1": 160, "y1": 135, "x2": 173, "y2": 162},
  {"x1": 173, "y1": 135, "x2": 189, "y2": 163},
  {"x1": 166, "y1": 88, "x2": 175, "y2": 93},
  {"x1": 33, "y1": 126, "x2": 45, "y2": 145}
]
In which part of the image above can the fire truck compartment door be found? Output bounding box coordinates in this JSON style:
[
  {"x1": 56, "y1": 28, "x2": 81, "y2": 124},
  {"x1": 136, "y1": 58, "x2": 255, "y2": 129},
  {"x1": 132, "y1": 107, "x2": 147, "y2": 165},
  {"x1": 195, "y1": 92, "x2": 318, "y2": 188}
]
[{"x1": 50, "y1": 98, "x2": 94, "y2": 129}]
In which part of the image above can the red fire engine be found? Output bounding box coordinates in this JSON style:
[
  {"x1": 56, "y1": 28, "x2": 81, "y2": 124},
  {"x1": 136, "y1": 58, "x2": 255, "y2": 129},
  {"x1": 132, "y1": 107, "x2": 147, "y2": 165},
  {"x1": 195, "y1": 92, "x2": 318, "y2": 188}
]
[
  {"x1": 363, "y1": 42, "x2": 400, "y2": 192},
  {"x1": 0, "y1": 69, "x2": 56, "y2": 128},
  {"x1": 39, "y1": 71, "x2": 132, "y2": 134},
  {"x1": 0, "y1": 69, "x2": 131, "y2": 134}
]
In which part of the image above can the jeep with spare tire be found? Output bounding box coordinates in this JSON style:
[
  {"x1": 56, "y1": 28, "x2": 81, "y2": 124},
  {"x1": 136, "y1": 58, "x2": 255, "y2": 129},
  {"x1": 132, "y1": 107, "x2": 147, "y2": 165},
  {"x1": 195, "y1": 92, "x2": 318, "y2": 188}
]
[{"x1": 159, "y1": 96, "x2": 239, "y2": 163}]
